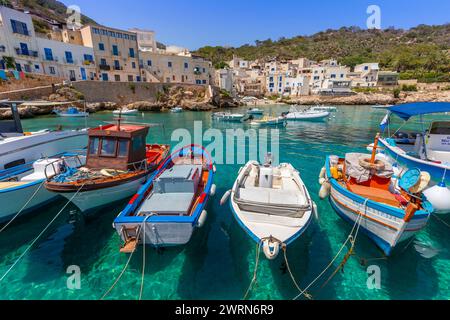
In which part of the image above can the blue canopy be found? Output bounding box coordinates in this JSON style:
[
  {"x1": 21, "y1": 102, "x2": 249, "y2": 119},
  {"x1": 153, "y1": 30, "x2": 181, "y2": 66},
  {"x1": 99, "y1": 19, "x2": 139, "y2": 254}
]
[{"x1": 388, "y1": 102, "x2": 450, "y2": 121}]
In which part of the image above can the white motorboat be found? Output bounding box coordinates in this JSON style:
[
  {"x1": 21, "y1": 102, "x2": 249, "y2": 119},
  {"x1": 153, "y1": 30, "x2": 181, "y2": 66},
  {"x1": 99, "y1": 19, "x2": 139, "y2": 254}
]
[
  {"x1": 375, "y1": 102, "x2": 450, "y2": 214},
  {"x1": 113, "y1": 108, "x2": 139, "y2": 115},
  {"x1": 283, "y1": 106, "x2": 330, "y2": 122},
  {"x1": 225, "y1": 155, "x2": 315, "y2": 260},
  {"x1": 212, "y1": 112, "x2": 249, "y2": 122},
  {"x1": 171, "y1": 107, "x2": 183, "y2": 113},
  {"x1": 54, "y1": 107, "x2": 89, "y2": 117},
  {"x1": 0, "y1": 102, "x2": 87, "y2": 171},
  {"x1": 310, "y1": 106, "x2": 337, "y2": 112},
  {"x1": 0, "y1": 154, "x2": 85, "y2": 224},
  {"x1": 249, "y1": 116, "x2": 286, "y2": 127}
]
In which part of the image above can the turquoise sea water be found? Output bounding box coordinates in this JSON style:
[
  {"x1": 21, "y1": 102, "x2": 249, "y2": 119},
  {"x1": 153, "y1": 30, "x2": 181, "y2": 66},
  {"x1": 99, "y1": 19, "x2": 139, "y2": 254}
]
[{"x1": 1, "y1": 105, "x2": 450, "y2": 300}]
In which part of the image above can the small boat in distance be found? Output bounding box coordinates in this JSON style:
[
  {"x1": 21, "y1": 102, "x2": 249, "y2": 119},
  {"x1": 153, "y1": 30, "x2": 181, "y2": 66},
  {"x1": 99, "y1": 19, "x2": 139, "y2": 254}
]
[
  {"x1": 171, "y1": 107, "x2": 183, "y2": 113},
  {"x1": 225, "y1": 154, "x2": 315, "y2": 260},
  {"x1": 114, "y1": 144, "x2": 216, "y2": 252},
  {"x1": 247, "y1": 108, "x2": 264, "y2": 115},
  {"x1": 54, "y1": 106, "x2": 89, "y2": 117},
  {"x1": 320, "y1": 134, "x2": 433, "y2": 256},
  {"x1": 113, "y1": 107, "x2": 138, "y2": 116},
  {"x1": 310, "y1": 106, "x2": 337, "y2": 112},
  {"x1": 0, "y1": 101, "x2": 87, "y2": 171},
  {"x1": 212, "y1": 112, "x2": 249, "y2": 122},
  {"x1": 249, "y1": 116, "x2": 286, "y2": 127},
  {"x1": 283, "y1": 106, "x2": 330, "y2": 122},
  {"x1": 45, "y1": 121, "x2": 170, "y2": 214}
]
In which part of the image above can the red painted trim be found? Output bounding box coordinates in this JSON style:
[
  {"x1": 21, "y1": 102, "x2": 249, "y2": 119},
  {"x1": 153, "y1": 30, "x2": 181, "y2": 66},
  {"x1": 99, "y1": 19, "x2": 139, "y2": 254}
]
[
  {"x1": 198, "y1": 193, "x2": 207, "y2": 204},
  {"x1": 129, "y1": 194, "x2": 139, "y2": 205}
]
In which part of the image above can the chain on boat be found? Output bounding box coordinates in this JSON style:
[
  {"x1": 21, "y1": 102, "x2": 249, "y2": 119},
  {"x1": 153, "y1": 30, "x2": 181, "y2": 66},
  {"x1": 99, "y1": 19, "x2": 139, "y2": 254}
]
[{"x1": 0, "y1": 183, "x2": 86, "y2": 283}]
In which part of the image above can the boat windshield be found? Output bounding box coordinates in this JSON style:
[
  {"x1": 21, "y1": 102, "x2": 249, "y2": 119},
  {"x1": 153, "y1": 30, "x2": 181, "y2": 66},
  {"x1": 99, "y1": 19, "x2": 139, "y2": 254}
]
[{"x1": 430, "y1": 121, "x2": 450, "y2": 135}]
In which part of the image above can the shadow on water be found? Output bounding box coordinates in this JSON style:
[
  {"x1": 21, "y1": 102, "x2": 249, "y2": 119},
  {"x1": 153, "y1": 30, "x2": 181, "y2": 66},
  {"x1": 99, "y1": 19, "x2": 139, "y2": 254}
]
[{"x1": 17, "y1": 200, "x2": 123, "y2": 285}]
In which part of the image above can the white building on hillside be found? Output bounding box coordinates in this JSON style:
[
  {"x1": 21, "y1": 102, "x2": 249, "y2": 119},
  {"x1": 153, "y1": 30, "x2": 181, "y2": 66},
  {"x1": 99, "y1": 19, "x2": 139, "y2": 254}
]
[
  {"x1": 37, "y1": 37, "x2": 96, "y2": 81},
  {"x1": 0, "y1": 6, "x2": 42, "y2": 73},
  {"x1": 349, "y1": 63, "x2": 380, "y2": 87}
]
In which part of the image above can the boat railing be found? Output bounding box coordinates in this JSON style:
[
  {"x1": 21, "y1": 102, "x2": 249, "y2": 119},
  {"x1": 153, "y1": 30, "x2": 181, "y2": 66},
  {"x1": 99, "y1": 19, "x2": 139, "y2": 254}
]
[{"x1": 43, "y1": 153, "x2": 86, "y2": 181}]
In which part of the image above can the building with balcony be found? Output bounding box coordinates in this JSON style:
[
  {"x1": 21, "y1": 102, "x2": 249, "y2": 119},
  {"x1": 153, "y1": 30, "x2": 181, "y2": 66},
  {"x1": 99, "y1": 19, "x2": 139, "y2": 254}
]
[
  {"x1": 139, "y1": 51, "x2": 213, "y2": 85},
  {"x1": 36, "y1": 37, "x2": 96, "y2": 81},
  {"x1": 0, "y1": 6, "x2": 43, "y2": 73},
  {"x1": 80, "y1": 25, "x2": 140, "y2": 82},
  {"x1": 348, "y1": 63, "x2": 380, "y2": 87}
]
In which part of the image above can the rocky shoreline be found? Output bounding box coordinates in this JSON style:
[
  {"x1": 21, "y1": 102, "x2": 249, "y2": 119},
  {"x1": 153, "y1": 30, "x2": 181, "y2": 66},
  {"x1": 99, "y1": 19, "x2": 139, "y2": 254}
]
[{"x1": 1, "y1": 86, "x2": 449, "y2": 120}]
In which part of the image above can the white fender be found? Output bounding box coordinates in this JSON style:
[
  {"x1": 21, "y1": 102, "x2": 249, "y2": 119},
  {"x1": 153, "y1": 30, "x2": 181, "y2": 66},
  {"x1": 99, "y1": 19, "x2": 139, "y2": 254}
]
[
  {"x1": 213, "y1": 165, "x2": 217, "y2": 173},
  {"x1": 313, "y1": 202, "x2": 319, "y2": 220},
  {"x1": 423, "y1": 183, "x2": 450, "y2": 214},
  {"x1": 319, "y1": 167, "x2": 326, "y2": 180},
  {"x1": 220, "y1": 190, "x2": 232, "y2": 206},
  {"x1": 319, "y1": 181, "x2": 331, "y2": 200},
  {"x1": 197, "y1": 210, "x2": 208, "y2": 228},
  {"x1": 319, "y1": 177, "x2": 326, "y2": 185},
  {"x1": 262, "y1": 239, "x2": 280, "y2": 260},
  {"x1": 210, "y1": 184, "x2": 217, "y2": 197}
]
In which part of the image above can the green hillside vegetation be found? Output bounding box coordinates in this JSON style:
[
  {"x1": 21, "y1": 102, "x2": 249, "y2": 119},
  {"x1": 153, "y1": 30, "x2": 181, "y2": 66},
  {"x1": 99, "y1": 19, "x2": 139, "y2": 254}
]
[{"x1": 195, "y1": 25, "x2": 450, "y2": 83}]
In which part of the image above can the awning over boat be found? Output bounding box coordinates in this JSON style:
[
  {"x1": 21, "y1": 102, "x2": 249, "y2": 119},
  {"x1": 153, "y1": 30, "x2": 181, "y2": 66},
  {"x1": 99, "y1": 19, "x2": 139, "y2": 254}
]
[{"x1": 388, "y1": 102, "x2": 450, "y2": 121}]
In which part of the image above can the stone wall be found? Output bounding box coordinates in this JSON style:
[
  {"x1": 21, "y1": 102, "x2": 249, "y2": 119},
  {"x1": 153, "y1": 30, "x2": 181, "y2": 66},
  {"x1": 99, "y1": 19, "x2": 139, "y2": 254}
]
[{"x1": 0, "y1": 85, "x2": 56, "y2": 101}]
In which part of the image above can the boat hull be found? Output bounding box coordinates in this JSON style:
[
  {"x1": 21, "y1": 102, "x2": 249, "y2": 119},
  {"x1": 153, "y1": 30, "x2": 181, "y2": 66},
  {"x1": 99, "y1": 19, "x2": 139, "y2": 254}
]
[
  {"x1": 285, "y1": 111, "x2": 329, "y2": 122},
  {"x1": 326, "y1": 157, "x2": 430, "y2": 256},
  {"x1": 0, "y1": 130, "x2": 87, "y2": 171},
  {"x1": 58, "y1": 175, "x2": 149, "y2": 213},
  {"x1": 0, "y1": 180, "x2": 58, "y2": 223}
]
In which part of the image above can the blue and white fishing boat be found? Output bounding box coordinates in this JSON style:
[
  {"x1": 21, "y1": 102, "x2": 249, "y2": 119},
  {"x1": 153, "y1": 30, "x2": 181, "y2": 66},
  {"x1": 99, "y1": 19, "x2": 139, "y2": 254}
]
[
  {"x1": 223, "y1": 154, "x2": 315, "y2": 260},
  {"x1": 320, "y1": 136, "x2": 433, "y2": 256},
  {"x1": 54, "y1": 107, "x2": 89, "y2": 118},
  {"x1": 0, "y1": 153, "x2": 85, "y2": 224},
  {"x1": 376, "y1": 102, "x2": 450, "y2": 213},
  {"x1": 113, "y1": 145, "x2": 216, "y2": 253}
]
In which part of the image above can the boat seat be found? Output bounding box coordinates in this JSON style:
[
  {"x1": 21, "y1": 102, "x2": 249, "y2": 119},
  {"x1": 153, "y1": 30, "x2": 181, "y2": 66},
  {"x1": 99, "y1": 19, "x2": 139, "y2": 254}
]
[
  {"x1": 239, "y1": 187, "x2": 308, "y2": 207},
  {"x1": 346, "y1": 184, "x2": 400, "y2": 208},
  {"x1": 139, "y1": 192, "x2": 195, "y2": 216}
]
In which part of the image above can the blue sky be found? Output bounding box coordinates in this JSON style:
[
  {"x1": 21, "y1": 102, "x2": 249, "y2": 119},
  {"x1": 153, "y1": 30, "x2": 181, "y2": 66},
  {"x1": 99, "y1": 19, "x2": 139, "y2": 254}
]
[{"x1": 62, "y1": 0, "x2": 450, "y2": 49}]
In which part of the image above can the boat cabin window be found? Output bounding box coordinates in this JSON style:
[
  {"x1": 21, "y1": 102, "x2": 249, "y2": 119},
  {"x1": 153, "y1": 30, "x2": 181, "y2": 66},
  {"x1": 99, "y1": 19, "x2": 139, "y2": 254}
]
[
  {"x1": 430, "y1": 122, "x2": 450, "y2": 135},
  {"x1": 118, "y1": 139, "x2": 129, "y2": 157},
  {"x1": 132, "y1": 135, "x2": 146, "y2": 153},
  {"x1": 101, "y1": 138, "x2": 117, "y2": 157},
  {"x1": 89, "y1": 138, "x2": 100, "y2": 155}
]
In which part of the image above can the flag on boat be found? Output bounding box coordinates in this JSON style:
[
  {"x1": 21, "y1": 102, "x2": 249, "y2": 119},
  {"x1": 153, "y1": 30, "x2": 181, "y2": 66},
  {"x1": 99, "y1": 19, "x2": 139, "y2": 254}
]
[{"x1": 380, "y1": 112, "x2": 390, "y2": 132}]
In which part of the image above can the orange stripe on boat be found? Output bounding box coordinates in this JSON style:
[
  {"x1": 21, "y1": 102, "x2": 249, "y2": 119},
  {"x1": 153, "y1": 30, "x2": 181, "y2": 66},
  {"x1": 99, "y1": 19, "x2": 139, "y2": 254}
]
[{"x1": 332, "y1": 196, "x2": 399, "y2": 231}]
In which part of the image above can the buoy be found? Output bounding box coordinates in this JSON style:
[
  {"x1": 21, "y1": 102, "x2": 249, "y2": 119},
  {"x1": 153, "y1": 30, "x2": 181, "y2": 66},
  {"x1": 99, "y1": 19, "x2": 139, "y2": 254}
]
[
  {"x1": 423, "y1": 183, "x2": 450, "y2": 214},
  {"x1": 319, "y1": 181, "x2": 331, "y2": 200},
  {"x1": 313, "y1": 202, "x2": 319, "y2": 220},
  {"x1": 197, "y1": 210, "x2": 208, "y2": 227},
  {"x1": 213, "y1": 165, "x2": 217, "y2": 173},
  {"x1": 210, "y1": 184, "x2": 217, "y2": 197},
  {"x1": 220, "y1": 190, "x2": 231, "y2": 206},
  {"x1": 262, "y1": 239, "x2": 280, "y2": 260},
  {"x1": 319, "y1": 167, "x2": 326, "y2": 179}
]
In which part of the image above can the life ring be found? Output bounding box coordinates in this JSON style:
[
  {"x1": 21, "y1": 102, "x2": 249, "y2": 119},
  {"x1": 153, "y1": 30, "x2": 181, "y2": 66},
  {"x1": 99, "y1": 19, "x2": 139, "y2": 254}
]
[{"x1": 359, "y1": 158, "x2": 385, "y2": 171}]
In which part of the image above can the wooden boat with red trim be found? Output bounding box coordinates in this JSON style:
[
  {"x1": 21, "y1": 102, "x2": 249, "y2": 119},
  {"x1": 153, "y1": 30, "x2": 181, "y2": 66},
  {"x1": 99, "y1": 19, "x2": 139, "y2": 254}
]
[
  {"x1": 113, "y1": 145, "x2": 216, "y2": 252},
  {"x1": 319, "y1": 134, "x2": 433, "y2": 256},
  {"x1": 45, "y1": 123, "x2": 170, "y2": 213}
]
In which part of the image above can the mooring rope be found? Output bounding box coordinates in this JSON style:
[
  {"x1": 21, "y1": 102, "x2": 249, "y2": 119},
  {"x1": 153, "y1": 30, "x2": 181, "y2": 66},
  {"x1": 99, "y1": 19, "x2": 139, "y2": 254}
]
[
  {"x1": 139, "y1": 216, "x2": 151, "y2": 301},
  {"x1": 432, "y1": 214, "x2": 450, "y2": 230},
  {"x1": 243, "y1": 240, "x2": 263, "y2": 300},
  {"x1": 282, "y1": 244, "x2": 312, "y2": 300},
  {"x1": 0, "y1": 183, "x2": 85, "y2": 283},
  {"x1": 292, "y1": 201, "x2": 365, "y2": 300},
  {"x1": 0, "y1": 181, "x2": 45, "y2": 234}
]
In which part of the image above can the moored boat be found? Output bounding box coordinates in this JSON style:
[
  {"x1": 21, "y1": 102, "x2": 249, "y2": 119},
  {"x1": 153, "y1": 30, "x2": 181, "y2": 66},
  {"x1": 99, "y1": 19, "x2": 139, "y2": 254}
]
[
  {"x1": 45, "y1": 122, "x2": 170, "y2": 214},
  {"x1": 320, "y1": 135, "x2": 433, "y2": 256},
  {"x1": 376, "y1": 103, "x2": 450, "y2": 213},
  {"x1": 0, "y1": 101, "x2": 87, "y2": 171},
  {"x1": 0, "y1": 154, "x2": 85, "y2": 224},
  {"x1": 224, "y1": 154, "x2": 315, "y2": 260},
  {"x1": 247, "y1": 108, "x2": 264, "y2": 115},
  {"x1": 283, "y1": 106, "x2": 330, "y2": 122},
  {"x1": 114, "y1": 144, "x2": 216, "y2": 252},
  {"x1": 54, "y1": 107, "x2": 89, "y2": 117},
  {"x1": 171, "y1": 107, "x2": 183, "y2": 113},
  {"x1": 212, "y1": 112, "x2": 249, "y2": 122},
  {"x1": 113, "y1": 107, "x2": 139, "y2": 115},
  {"x1": 249, "y1": 116, "x2": 286, "y2": 127}
]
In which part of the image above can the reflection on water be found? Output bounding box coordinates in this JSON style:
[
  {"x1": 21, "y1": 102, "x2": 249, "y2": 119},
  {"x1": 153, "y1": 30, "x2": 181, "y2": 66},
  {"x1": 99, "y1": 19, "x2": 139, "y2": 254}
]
[{"x1": 0, "y1": 105, "x2": 449, "y2": 300}]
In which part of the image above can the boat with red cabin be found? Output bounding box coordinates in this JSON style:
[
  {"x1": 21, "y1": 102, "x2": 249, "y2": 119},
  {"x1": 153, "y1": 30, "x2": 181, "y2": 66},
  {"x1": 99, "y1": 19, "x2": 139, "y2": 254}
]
[{"x1": 45, "y1": 122, "x2": 170, "y2": 214}]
